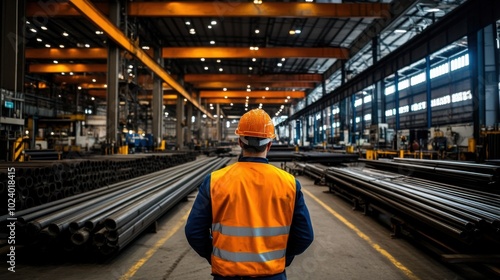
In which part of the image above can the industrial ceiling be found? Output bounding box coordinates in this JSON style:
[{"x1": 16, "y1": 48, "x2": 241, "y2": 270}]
[{"x1": 24, "y1": 0, "x2": 467, "y2": 120}]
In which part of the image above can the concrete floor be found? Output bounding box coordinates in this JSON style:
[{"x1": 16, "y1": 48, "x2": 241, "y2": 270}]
[{"x1": 0, "y1": 155, "x2": 490, "y2": 280}]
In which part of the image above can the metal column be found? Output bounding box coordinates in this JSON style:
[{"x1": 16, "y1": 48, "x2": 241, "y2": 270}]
[
  {"x1": 372, "y1": 36, "x2": 385, "y2": 125},
  {"x1": 106, "y1": 1, "x2": 120, "y2": 147},
  {"x1": 176, "y1": 94, "x2": 184, "y2": 149},
  {"x1": 394, "y1": 72, "x2": 400, "y2": 131},
  {"x1": 0, "y1": 0, "x2": 25, "y2": 94},
  {"x1": 425, "y1": 56, "x2": 432, "y2": 129},
  {"x1": 186, "y1": 98, "x2": 193, "y2": 146},
  {"x1": 152, "y1": 47, "x2": 163, "y2": 148}
]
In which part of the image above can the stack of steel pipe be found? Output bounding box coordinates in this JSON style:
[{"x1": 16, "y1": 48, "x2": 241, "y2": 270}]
[
  {"x1": 0, "y1": 153, "x2": 197, "y2": 212},
  {"x1": 361, "y1": 158, "x2": 499, "y2": 189},
  {"x1": 0, "y1": 156, "x2": 230, "y2": 256},
  {"x1": 325, "y1": 166, "x2": 500, "y2": 252}
]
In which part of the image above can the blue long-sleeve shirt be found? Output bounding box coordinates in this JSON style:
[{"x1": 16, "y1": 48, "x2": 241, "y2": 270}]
[{"x1": 185, "y1": 157, "x2": 314, "y2": 280}]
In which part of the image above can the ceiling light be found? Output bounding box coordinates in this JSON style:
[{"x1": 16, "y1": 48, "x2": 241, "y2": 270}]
[
  {"x1": 394, "y1": 29, "x2": 407, "y2": 33},
  {"x1": 92, "y1": 79, "x2": 96, "y2": 82},
  {"x1": 217, "y1": 59, "x2": 221, "y2": 63},
  {"x1": 289, "y1": 30, "x2": 295, "y2": 35},
  {"x1": 95, "y1": 31, "x2": 103, "y2": 35},
  {"x1": 201, "y1": 58, "x2": 205, "y2": 61},
  {"x1": 185, "y1": 21, "x2": 191, "y2": 25},
  {"x1": 247, "y1": 85, "x2": 251, "y2": 88},
  {"x1": 254, "y1": 0, "x2": 262, "y2": 4},
  {"x1": 61, "y1": 72, "x2": 65, "y2": 75},
  {"x1": 62, "y1": 32, "x2": 69, "y2": 36},
  {"x1": 30, "y1": 28, "x2": 37, "y2": 33},
  {"x1": 45, "y1": 44, "x2": 50, "y2": 48},
  {"x1": 204, "y1": 66, "x2": 208, "y2": 70},
  {"x1": 189, "y1": 29, "x2": 196, "y2": 34},
  {"x1": 230, "y1": 103, "x2": 233, "y2": 106},
  {"x1": 252, "y1": 58, "x2": 256, "y2": 62},
  {"x1": 59, "y1": 45, "x2": 65, "y2": 48},
  {"x1": 249, "y1": 67, "x2": 253, "y2": 70},
  {"x1": 265, "y1": 87, "x2": 269, "y2": 91},
  {"x1": 219, "y1": 68, "x2": 223, "y2": 72},
  {"x1": 91, "y1": 97, "x2": 95, "y2": 101},
  {"x1": 208, "y1": 25, "x2": 212, "y2": 29},
  {"x1": 277, "y1": 63, "x2": 283, "y2": 67},
  {"x1": 247, "y1": 89, "x2": 251, "y2": 92},
  {"x1": 41, "y1": 26, "x2": 47, "y2": 30},
  {"x1": 285, "y1": 99, "x2": 288, "y2": 103},
  {"x1": 245, "y1": 104, "x2": 248, "y2": 107},
  {"x1": 295, "y1": 30, "x2": 301, "y2": 34},
  {"x1": 36, "y1": 38, "x2": 42, "y2": 42},
  {"x1": 85, "y1": 44, "x2": 90, "y2": 48},
  {"x1": 142, "y1": 46, "x2": 150, "y2": 50},
  {"x1": 210, "y1": 40, "x2": 215, "y2": 44},
  {"x1": 246, "y1": 96, "x2": 249, "y2": 99},
  {"x1": 77, "y1": 86, "x2": 82, "y2": 90},
  {"x1": 262, "y1": 96, "x2": 266, "y2": 99},
  {"x1": 223, "y1": 88, "x2": 227, "y2": 91},
  {"x1": 281, "y1": 58, "x2": 286, "y2": 61},
  {"x1": 249, "y1": 46, "x2": 259, "y2": 51},
  {"x1": 211, "y1": 20, "x2": 217, "y2": 25},
  {"x1": 53, "y1": 60, "x2": 58, "y2": 64},
  {"x1": 26, "y1": 21, "x2": 30, "y2": 24},
  {"x1": 104, "y1": 84, "x2": 107, "y2": 88},
  {"x1": 287, "y1": 96, "x2": 290, "y2": 99},
  {"x1": 281, "y1": 105, "x2": 285, "y2": 109},
  {"x1": 69, "y1": 72, "x2": 74, "y2": 75},
  {"x1": 305, "y1": 0, "x2": 314, "y2": 2},
  {"x1": 255, "y1": 29, "x2": 260, "y2": 34},
  {"x1": 245, "y1": 108, "x2": 248, "y2": 111},
  {"x1": 128, "y1": 65, "x2": 133, "y2": 69}
]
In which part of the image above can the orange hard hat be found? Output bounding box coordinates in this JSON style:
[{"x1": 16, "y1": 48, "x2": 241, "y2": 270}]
[{"x1": 235, "y1": 109, "x2": 276, "y2": 139}]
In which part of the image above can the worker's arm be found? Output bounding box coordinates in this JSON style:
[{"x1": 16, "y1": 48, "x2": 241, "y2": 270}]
[
  {"x1": 185, "y1": 175, "x2": 213, "y2": 264},
  {"x1": 286, "y1": 180, "x2": 314, "y2": 266}
]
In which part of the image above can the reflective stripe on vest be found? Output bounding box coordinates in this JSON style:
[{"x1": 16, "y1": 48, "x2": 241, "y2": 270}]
[
  {"x1": 213, "y1": 247, "x2": 286, "y2": 263},
  {"x1": 212, "y1": 223, "x2": 290, "y2": 237}
]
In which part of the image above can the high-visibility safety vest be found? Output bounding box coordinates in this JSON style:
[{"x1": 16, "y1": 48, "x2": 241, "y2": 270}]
[{"x1": 210, "y1": 162, "x2": 296, "y2": 277}]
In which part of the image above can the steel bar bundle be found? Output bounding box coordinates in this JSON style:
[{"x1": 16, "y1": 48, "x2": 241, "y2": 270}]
[
  {"x1": 0, "y1": 156, "x2": 230, "y2": 257},
  {"x1": 361, "y1": 158, "x2": 499, "y2": 189},
  {"x1": 0, "y1": 152, "x2": 197, "y2": 212},
  {"x1": 324, "y1": 165, "x2": 500, "y2": 253}
]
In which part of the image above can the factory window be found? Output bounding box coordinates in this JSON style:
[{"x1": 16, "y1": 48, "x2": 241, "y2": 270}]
[
  {"x1": 410, "y1": 72, "x2": 426, "y2": 86},
  {"x1": 385, "y1": 85, "x2": 395, "y2": 95},
  {"x1": 355, "y1": 117, "x2": 361, "y2": 123},
  {"x1": 451, "y1": 90, "x2": 472, "y2": 103},
  {"x1": 398, "y1": 79, "x2": 410, "y2": 90},
  {"x1": 399, "y1": 105, "x2": 410, "y2": 114},
  {"x1": 354, "y1": 98, "x2": 363, "y2": 107},
  {"x1": 430, "y1": 63, "x2": 449, "y2": 79},
  {"x1": 332, "y1": 107, "x2": 340, "y2": 115},
  {"x1": 364, "y1": 114, "x2": 371, "y2": 121},
  {"x1": 410, "y1": 101, "x2": 426, "y2": 112},
  {"x1": 431, "y1": 95, "x2": 451, "y2": 107},
  {"x1": 450, "y1": 53, "x2": 469, "y2": 71},
  {"x1": 363, "y1": 95, "x2": 372, "y2": 103},
  {"x1": 385, "y1": 108, "x2": 396, "y2": 117}
]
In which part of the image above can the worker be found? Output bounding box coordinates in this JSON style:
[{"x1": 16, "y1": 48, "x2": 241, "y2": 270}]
[{"x1": 185, "y1": 108, "x2": 314, "y2": 280}]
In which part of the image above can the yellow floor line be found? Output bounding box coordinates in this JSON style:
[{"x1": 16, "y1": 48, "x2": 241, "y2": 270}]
[
  {"x1": 120, "y1": 211, "x2": 190, "y2": 280},
  {"x1": 302, "y1": 188, "x2": 420, "y2": 280}
]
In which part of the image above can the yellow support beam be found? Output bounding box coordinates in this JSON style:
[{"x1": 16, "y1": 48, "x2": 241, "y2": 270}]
[
  {"x1": 68, "y1": 0, "x2": 212, "y2": 119},
  {"x1": 162, "y1": 47, "x2": 349, "y2": 59},
  {"x1": 27, "y1": 2, "x2": 391, "y2": 18}
]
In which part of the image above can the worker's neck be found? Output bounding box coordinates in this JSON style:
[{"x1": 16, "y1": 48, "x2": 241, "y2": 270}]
[{"x1": 241, "y1": 151, "x2": 267, "y2": 158}]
